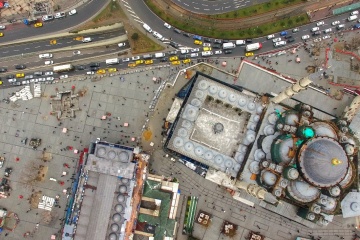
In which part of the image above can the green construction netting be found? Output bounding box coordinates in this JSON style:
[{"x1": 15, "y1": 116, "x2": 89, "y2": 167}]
[
  {"x1": 333, "y1": 3, "x2": 360, "y2": 15},
  {"x1": 138, "y1": 180, "x2": 176, "y2": 240}
]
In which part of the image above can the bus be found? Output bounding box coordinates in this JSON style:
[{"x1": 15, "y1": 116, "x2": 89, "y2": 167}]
[
  {"x1": 245, "y1": 42, "x2": 262, "y2": 52},
  {"x1": 105, "y1": 58, "x2": 119, "y2": 65},
  {"x1": 53, "y1": 64, "x2": 74, "y2": 73},
  {"x1": 222, "y1": 42, "x2": 236, "y2": 49}
]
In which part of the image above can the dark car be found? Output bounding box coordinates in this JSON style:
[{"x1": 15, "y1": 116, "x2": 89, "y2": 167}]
[
  {"x1": 213, "y1": 43, "x2": 222, "y2": 49},
  {"x1": 77, "y1": 65, "x2": 86, "y2": 70},
  {"x1": 1, "y1": 178, "x2": 8, "y2": 186},
  {"x1": 287, "y1": 37, "x2": 295, "y2": 43},
  {"x1": 173, "y1": 28, "x2": 181, "y2": 34},
  {"x1": 15, "y1": 64, "x2": 26, "y2": 69},
  {"x1": 183, "y1": 32, "x2": 191, "y2": 37},
  {"x1": 203, "y1": 37, "x2": 212, "y2": 43},
  {"x1": 179, "y1": 55, "x2": 189, "y2": 60},
  {"x1": 214, "y1": 39, "x2": 222, "y2": 44},
  {"x1": 224, "y1": 49, "x2": 232, "y2": 54},
  {"x1": 6, "y1": 74, "x2": 15, "y2": 79},
  {"x1": 222, "y1": 39, "x2": 230, "y2": 43},
  {"x1": 168, "y1": 50, "x2": 178, "y2": 55},
  {"x1": 284, "y1": 35, "x2": 293, "y2": 39},
  {"x1": 245, "y1": 39, "x2": 253, "y2": 43},
  {"x1": 160, "y1": 58, "x2": 168, "y2": 62},
  {"x1": 312, "y1": 31, "x2": 321, "y2": 36},
  {"x1": 89, "y1": 62, "x2": 100, "y2": 67},
  {"x1": 170, "y1": 41, "x2": 179, "y2": 48},
  {"x1": 90, "y1": 67, "x2": 99, "y2": 71},
  {"x1": 0, "y1": 68, "x2": 7, "y2": 73},
  {"x1": 4, "y1": 167, "x2": 12, "y2": 177}
]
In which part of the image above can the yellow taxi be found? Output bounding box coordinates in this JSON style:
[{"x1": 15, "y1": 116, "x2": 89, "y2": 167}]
[
  {"x1": 194, "y1": 40, "x2": 202, "y2": 45},
  {"x1": 182, "y1": 59, "x2": 191, "y2": 64},
  {"x1": 108, "y1": 68, "x2": 117, "y2": 72},
  {"x1": 145, "y1": 60, "x2": 153, "y2": 65},
  {"x1": 34, "y1": 23, "x2": 43, "y2": 28},
  {"x1": 16, "y1": 73, "x2": 25, "y2": 78},
  {"x1": 0, "y1": 33, "x2": 3, "y2": 37},
  {"x1": 135, "y1": 60, "x2": 144, "y2": 65},
  {"x1": 169, "y1": 56, "x2": 178, "y2": 61},
  {"x1": 75, "y1": 36, "x2": 84, "y2": 41},
  {"x1": 203, "y1": 47, "x2": 212, "y2": 51},
  {"x1": 96, "y1": 69, "x2": 106, "y2": 74},
  {"x1": 128, "y1": 62, "x2": 136, "y2": 68},
  {"x1": 0, "y1": 80, "x2": 2, "y2": 85},
  {"x1": 245, "y1": 52, "x2": 254, "y2": 57},
  {"x1": 50, "y1": 39, "x2": 57, "y2": 45},
  {"x1": 171, "y1": 61, "x2": 181, "y2": 65}
]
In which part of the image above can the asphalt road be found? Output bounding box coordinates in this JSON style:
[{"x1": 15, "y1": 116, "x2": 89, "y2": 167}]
[
  {"x1": 171, "y1": 0, "x2": 270, "y2": 14},
  {"x1": 0, "y1": 0, "x2": 107, "y2": 42},
  {"x1": 0, "y1": 29, "x2": 125, "y2": 58}
]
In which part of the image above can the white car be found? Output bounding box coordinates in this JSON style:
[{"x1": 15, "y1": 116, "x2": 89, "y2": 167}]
[
  {"x1": 8, "y1": 78, "x2": 16, "y2": 83},
  {"x1": 190, "y1": 53, "x2": 198, "y2": 58},
  {"x1": 332, "y1": 20, "x2": 340, "y2": 26},
  {"x1": 274, "y1": 41, "x2": 286, "y2": 47},
  {"x1": 267, "y1": 34, "x2": 275, "y2": 39},
  {"x1": 316, "y1": 21, "x2": 324, "y2": 26},
  {"x1": 73, "y1": 50, "x2": 81, "y2": 55},
  {"x1": 190, "y1": 48, "x2": 200, "y2": 53},
  {"x1": 351, "y1": 10, "x2": 359, "y2": 16},
  {"x1": 60, "y1": 75, "x2": 68, "y2": 79},
  {"x1": 324, "y1": 28, "x2": 332, "y2": 33},
  {"x1": 69, "y1": 9, "x2": 77, "y2": 16},
  {"x1": 272, "y1": 37, "x2": 282, "y2": 43},
  {"x1": 122, "y1": 58, "x2": 130, "y2": 62},
  {"x1": 45, "y1": 60, "x2": 53, "y2": 65},
  {"x1": 214, "y1": 50, "x2": 222, "y2": 55},
  {"x1": 118, "y1": 42, "x2": 126, "y2": 47},
  {"x1": 322, "y1": 35, "x2": 331, "y2": 40},
  {"x1": 30, "y1": 79, "x2": 35, "y2": 83},
  {"x1": 82, "y1": 37, "x2": 92, "y2": 43},
  {"x1": 44, "y1": 71, "x2": 53, "y2": 76},
  {"x1": 22, "y1": 80, "x2": 27, "y2": 85},
  {"x1": 54, "y1": 12, "x2": 66, "y2": 19},
  {"x1": 203, "y1": 43, "x2": 211, "y2": 47},
  {"x1": 311, "y1": 27, "x2": 319, "y2": 32},
  {"x1": 164, "y1": 23, "x2": 171, "y2": 29},
  {"x1": 42, "y1": 15, "x2": 54, "y2": 21},
  {"x1": 301, "y1": 35, "x2": 310, "y2": 40},
  {"x1": 180, "y1": 49, "x2": 189, "y2": 54},
  {"x1": 131, "y1": 56, "x2": 140, "y2": 61},
  {"x1": 46, "y1": 77, "x2": 54, "y2": 81},
  {"x1": 86, "y1": 71, "x2": 95, "y2": 75},
  {"x1": 0, "y1": 25, "x2": 5, "y2": 30}
]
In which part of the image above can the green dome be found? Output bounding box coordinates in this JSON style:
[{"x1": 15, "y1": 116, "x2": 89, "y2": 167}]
[{"x1": 296, "y1": 126, "x2": 315, "y2": 139}]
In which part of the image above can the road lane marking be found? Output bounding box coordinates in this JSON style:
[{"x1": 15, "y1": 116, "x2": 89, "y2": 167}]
[
  {"x1": 3, "y1": 51, "x2": 9, "y2": 53},
  {"x1": 194, "y1": 7, "x2": 199, "y2": 9},
  {"x1": 35, "y1": 46, "x2": 40, "y2": 48},
  {"x1": 13, "y1": 49, "x2": 19, "y2": 51},
  {"x1": 134, "y1": 19, "x2": 143, "y2": 23}
]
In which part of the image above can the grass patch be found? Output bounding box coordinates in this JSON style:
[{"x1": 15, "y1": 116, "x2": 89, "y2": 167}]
[
  {"x1": 215, "y1": 0, "x2": 306, "y2": 19},
  {"x1": 73, "y1": 1, "x2": 163, "y2": 54}
]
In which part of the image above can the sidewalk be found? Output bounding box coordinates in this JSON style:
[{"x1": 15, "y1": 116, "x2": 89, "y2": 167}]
[{"x1": 306, "y1": 0, "x2": 353, "y2": 22}]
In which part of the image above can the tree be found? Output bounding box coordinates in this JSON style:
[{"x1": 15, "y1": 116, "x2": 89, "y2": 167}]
[{"x1": 131, "y1": 33, "x2": 139, "y2": 41}]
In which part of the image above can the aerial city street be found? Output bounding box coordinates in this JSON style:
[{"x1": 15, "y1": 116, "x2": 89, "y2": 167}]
[{"x1": 0, "y1": 0, "x2": 360, "y2": 239}]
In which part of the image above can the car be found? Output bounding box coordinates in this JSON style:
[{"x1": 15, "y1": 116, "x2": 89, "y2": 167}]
[
  {"x1": 316, "y1": 21, "x2": 325, "y2": 26},
  {"x1": 55, "y1": 12, "x2": 66, "y2": 19},
  {"x1": 267, "y1": 34, "x2": 275, "y2": 39},
  {"x1": 135, "y1": 60, "x2": 144, "y2": 65},
  {"x1": 245, "y1": 52, "x2": 254, "y2": 57},
  {"x1": 6, "y1": 75, "x2": 15, "y2": 79},
  {"x1": 203, "y1": 47, "x2": 212, "y2": 51},
  {"x1": 324, "y1": 28, "x2": 332, "y2": 33},
  {"x1": 180, "y1": 49, "x2": 189, "y2": 54},
  {"x1": 245, "y1": 39, "x2": 253, "y2": 43},
  {"x1": 97, "y1": 69, "x2": 106, "y2": 74},
  {"x1": 182, "y1": 59, "x2": 191, "y2": 64},
  {"x1": 194, "y1": 40, "x2": 202, "y2": 45},
  {"x1": 86, "y1": 71, "x2": 95, "y2": 75},
  {"x1": 274, "y1": 41, "x2": 287, "y2": 47},
  {"x1": 168, "y1": 51, "x2": 177, "y2": 55},
  {"x1": 0, "y1": 80, "x2": 2, "y2": 85},
  {"x1": 73, "y1": 50, "x2": 81, "y2": 55},
  {"x1": 60, "y1": 75, "x2": 68, "y2": 79},
  {"x1": 122, "y1": 58, "x2": 130, "y2": 62},
  {"x1": 214, "y1": 39, "x2": 222, "y2": 44},
  {"x1": 0, "y1": 32, "x2": 3, "y2": 37},
  {"x1": 213, "y1": 43, "x2": 222, "y2": 49},
  {"x1": 34, "y1": 22, "x2": 43, "y2": 28},
  {"x1": 190, "y1": 48, "x2": 200, "y2": 53},
  {"x1": 0, "y1": 25, "x2": 5, "y2": 30},
  {"x1": 170, "y1": 41, "x2": 179, "y2": 48},
  {"x1": 45, "y1": 60, "x2": 53, "y2": 65},
  {"x1": 171, "y1": 60, "x2": 181, "y2": 65},
  {"x1": 193, "y1": 35, "x2": 202, "y2": 41},
  {"x1": 145, "y1": 60, "x2": 153, "y2": 65},
  {"x1": 82, "y1": 37, "x2": 92, "y2": 43},
  {"x1": 42, "y1": 15, "x2": 54, "y2": 21},
  {"x1": 4, "y1": 167, "x2": 12, "y2": 177},
  {"x1": 25, "y1": 75, "x2": 34, "y2": 80},
  {"x1": 190, "y1": 53, "x2": 199, "y2": 58},
  {"x1": 15, "y1": 65, "x2": 26, "y2": 69},
  {"x1": 90, "y1": 67, "x2": 99, "y2": 71},
  {"x1": 108, "y1": 68, "x2": 117, "y2": 72},
  {"x1": 351, "y1": 10, "x2": 359, "y2": 16},
  {"x1": 179, "y1": 55, "x2": 188, "y2": 60},
  {"x1": 131, "y1": 56, "x2": 140, "y2": 61},
  {"x1": 44, "y1": 71, "x2": 53, "y2": 76},
  {"x1": 0, "y1": 158, "x2": 4, "y2": 168},
  {"x1": 46, "y1": 77, "x2": 54, "y2": 81},
  {"x1": 272, "y1": 38, "x2": 282, "y2": 43},
  {"x1": 332, "y1": 20, "x2": 341, "y2": 26},
  {"x1": 203, "y1": 38, "x2": 212, "y2": 42},
  {"x1": 312, "y1": 31, "x2": 321, "y2": 36},
  {"x1": 13, "y1": 82, "x2": 21, "y2": 86},
  {"x1": 128, "y1": 62, "x2": 136, "y2": 68},
  {"x1": 169, "y1": 56, "x2": 178, "y2": 61},
  {"x1": 322, "y1": 35, "x2": 331, "y2": 40},
  {"x1": 22, "y1": 80, "x2": 27, "y2": 85},
  {"x1": 224, "y1": 49, "x2": 232, "y2": 54},
  {"x1": 8, "y1": 79, "x2": 16, "y2": 83},
  {"x1": 29, "y1": 79, "x2": 35, "y2": 83},
  {"x1": 302, "y1": 35, "x2": 310, "y2": 40},
  {"x1": 214, "y1": 50, "x2": 222, "y2": 55},
  {"x1": 160, "y1": 57, "x2": 168, "y2": 62},
  {"x1": 164, "y1": 23, "x2": 171, "y2": 29},
  {"x1": 292, "y1": 28, "x2": 299, "y2": 33},
  {"x1": 284, "y1": 35, "x2": 293, "y2": 39},
  {"x1": 280, "y1": 31, "x2": 288, "y2": 36},
  {"x1": 69, "y1": 9, "x2": 77, "y2": 16},
  {"x1": 311, "y1": 27, "x2": 320, "y2": 32},
  {"x1": 0, "y1": 68, "x2": 7, "y2": 73},
  {"x1": 77, "y1": 65, "x2": 86, "y2": 70},
  {"x1": 235, "y1": 40, "x2": 246, "y2": 45},
  {"x1": 118, "y1": 42, "x2": 126, "y2": 47},
  {"x1": 89, "y1": 62, "x2": 100, "y2": 67},
  {"x1": 287, "y1": 37, "x2": 295, "y2": 43},
  {"x1": 16, "y1": 73, "x2": 25, "y2": 78},
  {"x1": 203, "y1": 43, "x2": 211, "y2": 47},
  {"x1": 173, "y1": 28, "x2": 181, "y2": 34}
]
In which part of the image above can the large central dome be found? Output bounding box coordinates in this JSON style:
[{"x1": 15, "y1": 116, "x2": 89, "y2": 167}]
[{"x1": 297, "y1": 136, "x2": 349, "y2": 188}]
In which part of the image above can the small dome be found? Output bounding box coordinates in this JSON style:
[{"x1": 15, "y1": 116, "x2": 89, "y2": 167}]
[
  {"x1": 108, "y1": 151, "x2": 116, "y2": 159},
  {"x1": 351, "y1": 202, "x2": 360, "y2": 212},
  {"x1": 307, "y1": 213, "x2": 315, "y2": 221},
  {"x1": 330, "y1": 186, "x2": 341, "y2": 197},
  {"x1": 111, "y1": 223, "x2": 119, "y2": 232},
  {"x1": 268, "y1": 112, "x2": 279, "y2": 125},
  {"x1": 117, "y1": 195, "x2": 125, "y2": 202},
  {"x1": 182, "y1": 120, "x2": 192, "y2": 129},
  {"x1": 254, "y1": 149, "x2": 265, "y2": 161},
  {"x1": 97, "y1": 147, "x2": 106, "y2": 157},
  {"x1": 173, "y1": 137, "x2": 184, "y2": 148},
  {"x1": 262, "y1": 171, "x2": 277, "y2": 186},
  {"x1": 118, "y1": 151, "x2": 129, "y2": 162},
  {"x1": 323, "y1": 198, "x2": 336, "y2": 211},
  {"x1": 225, "y1": 159, "x2": 233, "y2": 168},
  {"x1": 253, "y1": 115, "x2": 260, "y2": 122},
  {"x1": 209, "y1": 85, "x2": 218, "y2": 94},
  {"x1": 121, "y1": 178, "x2": 129, "y2": 184},
  {"x1": 119, "y1": 185, "x2": 127, "y2": 193},
  {"x1": 312, "y1": 205, "x2": 321, "y2": 214},
  {"x1": 178, "y1": 128, "x2": 188, "y2": 137},
  {"x1": 345, "y1": 144, "x2": 355, "y2": 155},
  {"x1": 191, "y1": 98, "x2": 201, "y2": 107},
  {"x1": 112, "y1": 214, "x2": 121, "y2": 222},
  {"x1": 204, "y1": 151, "x2": 214, "y2": 161},
  {"x1": 195, "y1": 90, "x2": 205, "y2": 99},
  {"x1": 198, "y1": 80, "x2": 208, "y2": 90},
  {"x1": 228, "y1": 94, "x2": 236, "y2": 102},
  {"x1": 109, "y1": 233, "x2": 117, "y2": 240},
  {"x1": 238, "y1": 96, "x2": 248, "y2": 107},
  {"x1": 256, "y1": 105, "x2": 264, "y2": 114},
  {"x1": 115, "y1": 204, "x2": 123, "y2": 213},
  {"x1": 284, "y1": 112, "x2": 299, "y2": 126},
  {"x1": 234, "y1": 164, "x2": 241, "y2": 171},
  {"x1": 236, "y1": 153, "x2": 245, "y2": 163},
  {"x1": 218, "y1": 89, "x2": 227, "y2": 99},
  {"x1": 247, "y1": 102, "x2": 256, "y2": 111},
  {"x1": 264, "y1": 125, "x2": 275, "y2": 135},
  {"x1": 184, "y1": 142, "x2": 194, "y2": 152},
  {"x1": 214, "y1": 155, "x2": 224, "y2": 165},
  {"x1": 250, "y1": 162, "x2": 260, "y2": 174},
  {"x1": 194, "y1": 146, "x2": 204, "y2": 156}
]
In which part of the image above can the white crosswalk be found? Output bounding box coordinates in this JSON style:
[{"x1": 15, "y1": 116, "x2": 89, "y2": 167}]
[{"x1": 121, "y1": 0, "x2": 143, "y2": 24}]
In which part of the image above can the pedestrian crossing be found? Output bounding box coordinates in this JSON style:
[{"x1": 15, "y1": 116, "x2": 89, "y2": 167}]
[
  {"x1": 121, "y1": 0, "x2": 143, "y2": 24},
  {"x1": 233, "y1": 0, "x2": 251, "y2": 9}
]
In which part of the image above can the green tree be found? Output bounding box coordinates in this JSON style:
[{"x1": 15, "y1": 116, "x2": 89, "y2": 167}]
[{"x1": 131, "y1": 33, "x2": 139, "y2": 41}]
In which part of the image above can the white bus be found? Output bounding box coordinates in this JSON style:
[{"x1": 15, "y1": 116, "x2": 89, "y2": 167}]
[
  {"x1": 105, "y1": 58, "x2": 119, "y2": 65},
  {"x1": 53, "y1": 64, "x2": 74, "y2": 73},
  {"x1": 222, "y1": 42, "x2": 236, "y2": 49}
]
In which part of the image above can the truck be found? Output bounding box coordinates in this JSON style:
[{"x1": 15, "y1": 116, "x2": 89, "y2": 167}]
[
  {"x1": 245, "y1": 42, "x2": 262, "y2": 52},
  {"x1": 23, "y1": 17, "x2": 37, "y2": 25},
  {"x1": 222, "y1": 42, "x2": 236, "y2": 49},
  {"x1": 354, "y1": 23, "x2": 360, "y2": 29},
  {"x1": 105, "y1": 58, "x2": 119, "y2": 65},
  {"x1": 53, "y1": 64, "x2": 74, "y2": 73}
]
